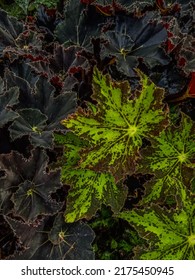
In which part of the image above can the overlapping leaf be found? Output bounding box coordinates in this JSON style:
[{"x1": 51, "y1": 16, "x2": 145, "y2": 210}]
[
  {"x1": 0, "y1": 81, "x2": 19, "y2": 128},
  {"x1": 9, "y1": 108, "x2": 53, "y2": 148},
  {"x1": 54, "y1": 132, "x2": 127, "y2": 222},
  {"x1": 117, "y1": 0, "x2": 154, "y2": 10},
  {"x1": 118, "y1": 186, "x2": 195, "y2": 260},
  {"x1": 150, "y1": 63, "x2": 188, "y2": 97},
  {"x1": 85, "y1": 0, "x2": 154, "y2": 12},
  {"x1": 137, "y1": 113, "x2": 195, "y2": 204},
  {"x1": 101, "y1": 14, "x2": 169, "y2": 76},
  {"x1": 61, "y1": 67, "x2": 168, "y2": 181},
  {"x1": 0, "y1": 8, "x2": 23, "y2": 56},
  {"x1": 6, "y1": 213, "x2": 95, "y2": 260},
  {"x1": 55, "y1": 0, "x2": 105, "y2": 51},
  {"x1": 28, "y1": 45, "x2": 88, "y2": 87},
  {"x1": 4, "y1": 29, "x2": 45, "y2": 63},
  {"x1": 0, "y1": 215, "x2": 19, "y2": 259},
  {"x1": 8, "y1": 75, "x2": 77, "y2": 148},
  {"x1": 179, "y1": 36, "x2": 195, "y2": 74},
  {"x1": 0, "y1": 149, "x2": 62, "y2": 222},
  {"x1": 164, "y1": 18, "x2": 195, "y2": 74}
]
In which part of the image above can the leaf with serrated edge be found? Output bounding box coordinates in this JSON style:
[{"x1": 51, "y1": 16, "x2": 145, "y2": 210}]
[
  {"x1": 9, "y1": 108, "x2": 53, "y2": 149},
  {"x1": 54, "y1": 132, "x2": 127, "y2": 222},
  {"x1": 0, "y1": 87, "x2": 19, "y2": 128},
  {"x1": 61, "y1": 67, "x2": 168, "y2": 181},
  {"x1": 118, "y1": 184, "x2": 195, "y2": 260},
  {"x1": 0, "y1": 149, "x2": 62, "y2": 222},
  {"x1": 137, "y1": 113, "x2": 195, "y2": 204},
  {"x1": 6, "y1": 213, "x2": 95, "y2": 260}
]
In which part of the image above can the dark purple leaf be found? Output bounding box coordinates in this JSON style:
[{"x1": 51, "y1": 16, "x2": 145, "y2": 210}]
[
  {"x1": 7, "y1": 74, "x2": 77, "y2": 148},
  {"x1": 13, "y1": 178, "x2": 62, "y2": 222},
  {"x1": 32, "y1": 77, "x2": 77, "y2": 131},
  {"x1": 0, "y1": 85, "x2": 19, "y2": 128},
  {"x1": 115, "y1": 0, "x2": 154, "y2": 11},
  {"x1": 5, "y1": 62, "x2": 38, "y2": 92},
  {"x1": 101, "y1": 14, "x2": 169, "y2": 76},
  {"x1": 164, "y1": 17, "x2": 195, "y2": 74},
  {"x1": 0, "y1": 215, "x2": 19, "y2": 259},
  {"x1": 55, "y1": 0, "x2": 106, "y2": 51},
  {"x1": 9, "y1": 108, "x2": 53, "y2": 149},
  {"x1": 6, "y1": 213, "x2": 95, "y2": 260},
  {"x1": 4, "y1": 30, "x2": 46, "y2": 63},
  {"x1": 177, "y1": 35, "x2": 195, "y2": 74},
  {"x1": 0, "y1": 149, "x2": 62, "y2": 222},
  {"x1": 35, "y1": 6, "x2": 61, "y2": 43},
  {"x1": 28, "y1": 44, "x2": 89, "y2": 86},
  {"x1": 0, "y1": 9, "x2": 23, "y2": 56},
  {"x1": 150, "y1": 63, "x2": 188, "y2": 97}
]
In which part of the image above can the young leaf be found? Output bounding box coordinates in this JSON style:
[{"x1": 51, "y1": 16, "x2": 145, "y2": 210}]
[
  {"x1": 54, "y1": 132, "x2": 127, "y2": 222},
  {"x1": 137, "y1": 113, "x2": 195, "y2": 204},
  {"x1": 118, "y1": 186, "x2": 195, "y2": 260},
  {"x1": 61, "y1": 67, "x2": 168, "y2": 181},
  {"x1": 6, "y1": 213, "x2": 95, "y2": 260}
]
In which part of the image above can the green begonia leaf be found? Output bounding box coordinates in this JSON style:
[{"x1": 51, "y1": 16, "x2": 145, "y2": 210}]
[
  {"x1": 118, "y1": 185, "x2": 195, "y2": 260},
  {"x1": 54, "y1": 132, "x2": 127, "y2": 223},
  {"x1": 61, "y1": 67, "x2": 168, "y2": 181},
  {"x1": 137, "y1": 113, "x2": 195, "y2": 204}
]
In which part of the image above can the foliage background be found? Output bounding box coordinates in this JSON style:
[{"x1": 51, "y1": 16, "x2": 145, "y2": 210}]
[{"x1": 0, "y1": 0, "x2": 195, "y2": 260}]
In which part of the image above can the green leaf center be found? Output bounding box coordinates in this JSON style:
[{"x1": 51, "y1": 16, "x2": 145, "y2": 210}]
[
  {"x1": 188, "y1": 234, "x2": 195, "y2": 246},
  {"x1": 32, "y1": 126, "x2": 42, "y2": 135},
  {"x1": 120, "y1": 48, "x2": 128, "y2": 58},
  {"x1": 178, "y1": 152, "x2": 187, "y2": 163},
  {"x1": 58, "y1": 230, "x2": 65, "y2": 241},
  {"x1": 127, "y1": 125, "x2": 137, "y2": 136},
  {"x1": 27, "y1": 189, "x2": 33, "y2": 196}
]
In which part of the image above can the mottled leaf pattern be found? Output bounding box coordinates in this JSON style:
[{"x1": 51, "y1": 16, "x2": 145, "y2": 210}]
[
  {"x1": 56, "y1": 133, "x2": 127, "y2": 222},
  {"x1": 55, "y1": 132, "x2": 127, "y2": 222},
  {"x1": 118, "y1": 186, "x2": 195, "y2": 260},
  {"x1": 137, "y1": 113, "x2": 195, "y2": 204},
  {"x1": 61, "y1": 67, "x2": 168, "y2": 181}
]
